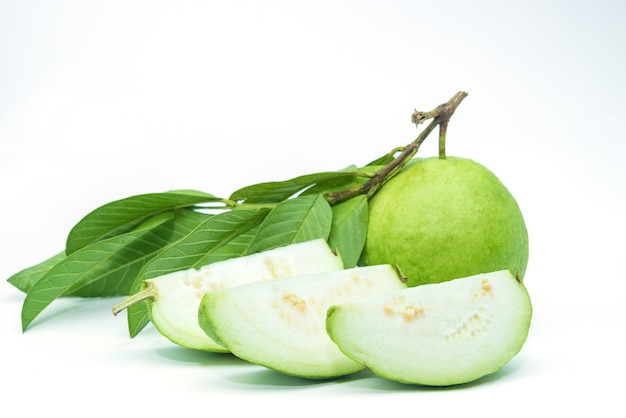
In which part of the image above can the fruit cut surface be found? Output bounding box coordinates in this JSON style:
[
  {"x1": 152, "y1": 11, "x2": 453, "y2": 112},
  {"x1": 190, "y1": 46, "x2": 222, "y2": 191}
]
[
  {"x1": 198, "y1": 264, "x2": 407, "y2": 378},
  {"x1": 147, "y1": 239, "x2": 344, "y2": 351},
  {"x1": 326, "y1": 270, "x2": 532, "y2": 386}
]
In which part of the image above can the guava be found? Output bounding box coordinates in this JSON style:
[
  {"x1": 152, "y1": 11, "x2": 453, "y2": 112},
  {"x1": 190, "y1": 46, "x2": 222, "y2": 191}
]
[
  {"x1": 326, "y1": 269, "x2": 532, "y2": 386},
  {"x1": 112, "y1": 239, "x2": 343, "y2": 351},
  {"x1": 362, "y1": 156, "x2": 528, "y2": 287},
  {"x1": 198, "y1": 264, "x2": 406, "y2": 379}
]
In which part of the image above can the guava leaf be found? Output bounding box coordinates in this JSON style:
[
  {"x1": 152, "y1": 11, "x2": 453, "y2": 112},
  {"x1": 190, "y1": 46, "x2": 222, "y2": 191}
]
[
  {"x1": 246, "y1": 194, "x2": 333, "y2": 254},
  {"x1": 229, "y1": 168, "x2": 360, "y2": 204},
  {"x1": 135, "y1": 209, "x2": 270, "y2": 278},
  {"x1": 6, "y1": 251, "x2": 66, "y2": 293},
  {"x1": 20, "y1": 210, "x2": 208, "y2": 331},
  {"x1": 126, "y1": 208, "x2": 269, "y2": 337},
  {"x1": 366, "y1": 148, "x2": 403, "y2": 166},
  {"x1": 65, "y1": 190, "x2": 221, "y2": 254},
  {"x1": 70, "y1": 210, "x2": 210, "y2": 297},
  {"x1": 302, "y1": 165, "x2": 382, "y2": 197},
  {"x1": 328, "y1": 195, "x2": 369, "y2": 268}
]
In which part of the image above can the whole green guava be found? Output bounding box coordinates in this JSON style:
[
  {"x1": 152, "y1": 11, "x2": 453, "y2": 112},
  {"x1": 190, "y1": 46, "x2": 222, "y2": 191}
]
[{"x1": 361, "y1": 156, "x2": 528, "y2": 287}]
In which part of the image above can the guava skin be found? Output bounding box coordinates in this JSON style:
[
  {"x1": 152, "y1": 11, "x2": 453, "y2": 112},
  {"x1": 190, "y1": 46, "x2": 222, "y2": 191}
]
[{"x1": 362, "y1": 156, "x2": 528, "y2": 287}]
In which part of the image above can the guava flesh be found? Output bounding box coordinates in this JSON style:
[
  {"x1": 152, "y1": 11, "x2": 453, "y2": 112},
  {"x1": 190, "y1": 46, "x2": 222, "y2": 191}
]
[
  {"x1": 147, "y1": 239, "x2": 344, "y2": 351},
  {"x1": 198, "y1": 264, "x2": 407, "y2": 379},
  {"x1": 362, "y1": 157, "x2": 529, "y2": 287},
  {"x1": 326, "y1": 270, "x2": 532, "y2": 386}
]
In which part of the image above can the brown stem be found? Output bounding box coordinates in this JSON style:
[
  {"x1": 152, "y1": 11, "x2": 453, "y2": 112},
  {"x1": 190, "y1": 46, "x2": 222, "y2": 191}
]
[{"x1": 326, "y1": 91, "x2": 467, "y2": 204}]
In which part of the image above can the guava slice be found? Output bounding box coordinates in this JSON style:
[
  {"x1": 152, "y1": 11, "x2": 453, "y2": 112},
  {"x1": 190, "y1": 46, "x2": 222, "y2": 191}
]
[
  {"x1": 326, "y1": 270, "x2": 532, "y2": 386},
  {"x1": 198, "y1": 264, "x2": 407, "y2": 379},
  {"x1": 113, "y1": 239, "x2": 343, "y2": 351}
]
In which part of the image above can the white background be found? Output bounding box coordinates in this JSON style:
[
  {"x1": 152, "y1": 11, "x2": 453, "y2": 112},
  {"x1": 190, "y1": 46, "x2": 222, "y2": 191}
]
[{"x1": 1, "y1": 0, "x2": 624, "y2": 416}]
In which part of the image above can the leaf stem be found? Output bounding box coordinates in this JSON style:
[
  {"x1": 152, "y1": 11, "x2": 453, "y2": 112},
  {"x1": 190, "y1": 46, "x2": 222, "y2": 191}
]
[
  {"x1": 325, "y1": 91, "x2": 467, "y2": 204},
  {"x1": 112, "y1": 281, "x2": 157, "y2": 315}
]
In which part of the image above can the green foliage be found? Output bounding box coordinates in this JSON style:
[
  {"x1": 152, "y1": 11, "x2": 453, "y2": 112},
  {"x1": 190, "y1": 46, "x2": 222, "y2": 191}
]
[
  {"x1": 7, "y1": 252, "x2": 66, "y2": 294},
  {"x1": 229, "y1": 167, "x2": 361, "y2": 204},
  {"x1": 65, "y1": 190, "x2": 220, "y2": 254},
  {"x1": 328, "y1": 195, "x2": 368, "y2": 268},
  {"x1": 20, "y1": 210, "x2": 209, "y2": 330},
  {"x1": 11, "y1": 168, "x2": 372, "y2": 333},
  {"x1": 246, "y1": 194, "x2": 333, "y2": 254}
]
